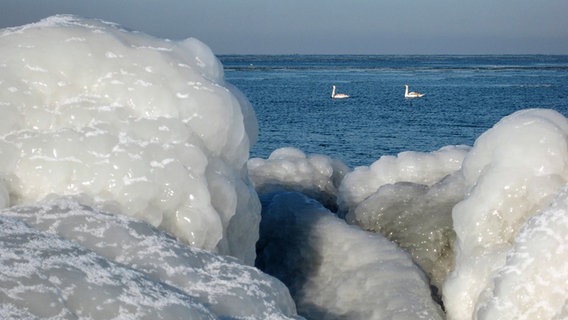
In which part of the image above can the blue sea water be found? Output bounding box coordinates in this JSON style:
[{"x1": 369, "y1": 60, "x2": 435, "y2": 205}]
[{"x1": 221, "y1": 55, "x2": 568, "y2": 168}]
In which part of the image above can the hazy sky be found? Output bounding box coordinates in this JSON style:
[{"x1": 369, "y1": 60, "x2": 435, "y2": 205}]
[{"x1": 1, "y1": 0, "x2": 567, "y2": 54}]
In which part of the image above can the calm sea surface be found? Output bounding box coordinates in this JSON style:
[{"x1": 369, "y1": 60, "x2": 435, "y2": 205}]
[{"x1": 220, "y1": 55, "x2": 568, "y2": 167}]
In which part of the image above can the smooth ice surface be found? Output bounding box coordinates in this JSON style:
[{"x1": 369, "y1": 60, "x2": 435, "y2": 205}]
[
  {"x1": 248, "y1": 147, "x2": 350, "y2": 210},
  {"x1": 443, "y1": 109, "x2": 568, "y2": 319},
  {"x1": 0, "y1": 15, "x2": 260, "y2": 263},
  {"x1": 256, "y1": 191, "x2": 444, "y2": 320},
  {"x1": 0, "y1": 198, "x2": 301, "y2": 320}
]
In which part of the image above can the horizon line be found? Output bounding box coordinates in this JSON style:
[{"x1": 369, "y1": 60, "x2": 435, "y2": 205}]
[{"x1": 216, "y1": 53, "x2": 568, "y2": 56}]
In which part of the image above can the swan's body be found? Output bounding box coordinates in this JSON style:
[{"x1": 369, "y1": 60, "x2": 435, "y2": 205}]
[
  {"x1": 332, "y1": 85, "x2": 349, "y2": 99},
  {"x1": 404, "y1": 84, "x2": 425, "y2": 98}
]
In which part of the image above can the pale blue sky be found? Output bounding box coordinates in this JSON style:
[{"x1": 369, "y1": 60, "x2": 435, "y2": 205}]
[{"x1": 1, "y1": 0, "x2": 567, "y2": 54}]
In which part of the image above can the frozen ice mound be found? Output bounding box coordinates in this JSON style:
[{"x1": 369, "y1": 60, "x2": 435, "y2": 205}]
[
  {"x1": 0, "y1": 15, "x2": 260, "y2": 264},
  {"x1": 0, "y1": 198, "x2": 302, "y2": 319},
  {"x1": 443, "y1": 109, "x2": 568, "y2": 319}
]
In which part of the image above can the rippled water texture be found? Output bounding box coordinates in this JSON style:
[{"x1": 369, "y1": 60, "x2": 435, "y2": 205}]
[{"x1": 221, "y1": 55, "x2": 568, "y2": 167}]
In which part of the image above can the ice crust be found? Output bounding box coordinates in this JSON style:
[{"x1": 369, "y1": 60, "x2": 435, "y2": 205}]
[
  {"x1": 0, "y1": 198, "x2": 301, "y2": 319},
  {"x1": 338, "y1": 145, "x2": 469, "y2": 211},
  {"x1": 0, "y1": 15, "x2": 260, "y2": 264}
]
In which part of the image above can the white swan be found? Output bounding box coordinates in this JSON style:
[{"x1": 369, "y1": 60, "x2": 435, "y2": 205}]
[
  {"x1": 404, "y1": 84, "x2": 425, "y2": 98},
  {"x1": 331, "y1": 85, "x2": 349, "y2": 99}
]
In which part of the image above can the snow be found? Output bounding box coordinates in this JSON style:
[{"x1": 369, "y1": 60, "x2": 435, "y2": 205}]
[{"x1": 1, "y1": 198, "x2": 300, "y2": 319}]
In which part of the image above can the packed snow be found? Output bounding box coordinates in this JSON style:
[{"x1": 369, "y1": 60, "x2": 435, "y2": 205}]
[{"x1": 1, "y1": 15, "x2": 568, "y2": 320}]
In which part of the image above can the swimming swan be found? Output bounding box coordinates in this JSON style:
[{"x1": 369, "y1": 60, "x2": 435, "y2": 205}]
[
  {"x1": 332, "y1": 85, "x2": 349, "y2": 99},
  {"x1": 404, "y1": 84, "x2": 425, "y2": 98}
]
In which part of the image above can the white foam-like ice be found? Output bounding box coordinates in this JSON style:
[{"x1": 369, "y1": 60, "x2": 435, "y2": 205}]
[
  {"x1": 0, "y1": 15, "x2": 260, "y2": 264},
  {"x1": 256, "y1": 191, "x2": 444, "y2": 320},
  {"x1": 248, "y1": 147, "x2": 350, "y2": 210},
  {"x1": 443, "y1": 109, "x2": 568, "y2": 319},
  {"x1": 338, "y1": 145, "x2": 469, "y2": 212},
  {"x1": 1, "y1": 198, "x2": 301, "y2": 319}
]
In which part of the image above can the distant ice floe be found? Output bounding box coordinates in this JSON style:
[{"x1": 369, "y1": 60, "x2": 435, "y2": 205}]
[
  {"x1": 0, "y1": 198, "x2": 300, "y2": 319},
  {"x1": 0, "y1": 14, "x2": 260, "y2": 264}
]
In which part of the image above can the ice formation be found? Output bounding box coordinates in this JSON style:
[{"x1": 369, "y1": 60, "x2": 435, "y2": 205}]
[
  {"x1": 338, "y1": 145, "x2": 469, "y2": 211},
  {"x1": 443, "y1": 109, "x2": 568, "y2": 319},
  {"x1": 0, "y1": 15, "x2": 260, "y2": 264},
  {"x1": 256, "y1": 191, "x2": 444, "y2": 320},
  {"x1": 1, "y1": 198, "x2": 301, "y2": 319},
  {"x1": 337, "y1": 146, "x2": 470, "y2": 292},
  {"x1": 248, "y1": 147, "x2": 350, "y2": 210}
]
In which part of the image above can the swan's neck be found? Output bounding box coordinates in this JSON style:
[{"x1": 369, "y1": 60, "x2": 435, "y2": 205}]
[
  {"x1": 405, "y1": 85, "x2": 409, "y2": 95},
  {"x1": 332, "y1": 86, "x2": 336, "y2": 97}
]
